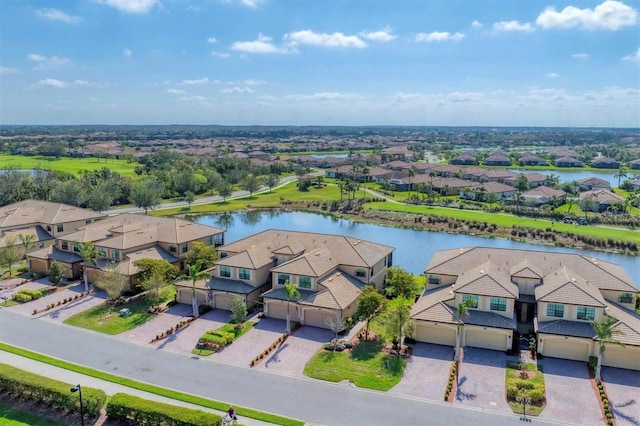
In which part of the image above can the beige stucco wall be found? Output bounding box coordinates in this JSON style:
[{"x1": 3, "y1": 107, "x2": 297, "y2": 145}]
[
  {"x1": 513, "y1": 277, "x2": 540, "y2": 295},
  {"x1": 454, "y1": 293, "x2": 515, "y2": 319},
  {"x1": 600, "y1": 289, "x2": 636, "y2": 311},
  {"x1": 537, "y1": 302, "x2": 605, "y2": 323},
  {"x1": 216, "y1": 263, "x2": 273, "y2": 287}
]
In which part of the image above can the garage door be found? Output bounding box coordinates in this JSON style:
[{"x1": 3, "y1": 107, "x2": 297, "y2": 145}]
[
  {"x1": 543, "y1": 338, "x2": 590, "y2": 361},
  {"x1": 415, "y1": 323, "x2": 456, "y2": 346},
  {"x1": 304, "y1": 310, "x2": 332, "y2": 329},
  {"x1": 603, "y1": 346, "x2": 640, "y2": 371},
  {"x1": 177, "y1": 288, "x2": 191, "y2": 305},
  {"x1": 267, "y1": 301, "x2": 298, "y2": 321},
  {"x1": 465, "y1": 329, "x2": 508, "y2": 351},
  {"x1": 215, "y1": 294, "x2": 237, "y2": 311}
]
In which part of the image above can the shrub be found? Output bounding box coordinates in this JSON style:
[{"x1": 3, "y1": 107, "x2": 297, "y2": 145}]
[
  {"x1": 48, "y1": 261, "x2": 64, "y2": 285},
  {"x1": 200, "y1": 334, "x2": 227, "y2": 347},
  {"x1": 106, "y1": 393, "x2": 222, "y2": 426},
  {"x1": 506, "y1": 385, "x2": 519, "y2": 400},
  {"x1": 13, "y1": 292, "x2": 32, "y2": 303},
  {"x1": 588, "y1": 356, "x2": 598, "y2": 375},
  {"x1": 528, "y1": 388, "x2": 545, "y2": 404}
]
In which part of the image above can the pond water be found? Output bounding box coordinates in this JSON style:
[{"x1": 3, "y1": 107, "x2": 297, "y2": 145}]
[
  {"x1": 195, "y1": 211, "x2": 639, "y2": 285},
  {"x1": 509, "y1": 169, "x2": 625, "y2": 187}
]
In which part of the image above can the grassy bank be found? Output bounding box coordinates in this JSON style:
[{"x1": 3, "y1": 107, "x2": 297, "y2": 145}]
[{"x1": 0, "y1": 155, "x2": 139, "y2": 177}]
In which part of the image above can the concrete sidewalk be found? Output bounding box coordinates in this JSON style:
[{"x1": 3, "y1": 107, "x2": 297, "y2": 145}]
[{"x1": 2, "y1": 351, "x2": 277, "y2": 426}]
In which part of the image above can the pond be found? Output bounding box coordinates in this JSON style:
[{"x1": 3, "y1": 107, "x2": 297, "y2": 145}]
[
  {"x1": 509, "y1": 169, "x2": 627, "y2": 188},
  {"x1": 195, "y1": 211, "x2": 639, "y2": 285}
]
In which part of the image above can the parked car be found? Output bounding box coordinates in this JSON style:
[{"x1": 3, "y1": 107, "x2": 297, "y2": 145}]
[
  {"x1": 563, "y1": 217, "x2": 573, "y2": 224},
  {"x1": 577, "y1": 218, "x2": 588, "y2": 225}
]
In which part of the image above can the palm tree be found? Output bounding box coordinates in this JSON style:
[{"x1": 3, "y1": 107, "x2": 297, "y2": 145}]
[
  {"x1": 592, "y1": 316, "x2": 624, "y2": 381},
  {"x1": 182, "y1": 259, "x2": 210, "y2": 317},
  {"x1": 455, "y1": 299, "x2": 476, "y2": 361},
  {"x1": 614, "y1": 166, "x2": 628, "y2": 188},
  {"x1": 284, "y1": 280, "x2": 300, "y2": 334},
  {"x1": 18, "y1": 233, "x2": 36, "y2": 273},
  {"x1": 544, "y1": 173, "x2": 560, "y2": 188},
  {"x1": 407, "y1": 169, "x2": 415, "y2": 201},
  {"x1": 361, "y1": 166, "x2": 370, "y2": 199},
  {"x1": 75, "y1": 241, "x2": 97, "y2": 293}
]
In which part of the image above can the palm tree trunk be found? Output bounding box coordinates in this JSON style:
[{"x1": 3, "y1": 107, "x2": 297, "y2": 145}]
[
  {"x1": 286, "y1": 298, "x2": 291, "y2": 334},
  {"x1": 454, "y1": 324, "x2": 462, "y2": 361},
  {"x1": 83, "y1": 270, "x2": 89, "y2": 293},
  {"x1": 191, "y1": 284, "x2": 198, "y2": 317},
  {"x1": 595, "y1": 352, "x2": 603, "y2": 381}
]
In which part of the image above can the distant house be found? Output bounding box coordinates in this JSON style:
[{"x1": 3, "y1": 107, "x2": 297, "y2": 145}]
[
  {"x1": 460, "y1": 182, "x2": 516, "y2": 201},
  {"x1": 477, "y1": 169, "x2": 518, "y2": 184},
  {"x1": 630, "y1": 158, "x2": 640, "y2": 170},
  {"x1": 591, "y1": 157, "x2": 620, "y2": 169},
  {"x1": 629, "y1": 180, "x2": 640, "y2": 191},
  {"x1": 247, "y1": 150, "x2": 270, "y2": 160},
  {"x1": 451, "y1": 153, "x2": 477, "y2": 165},
  {"x1": 383, "y1": 160, "x2": 412, "y2": 171},
  {"x1": 380, "y1": 145, "x2": 413, "y2": 162},
  {"x1": 518, "y1": 152, "x2": 547, "y2": 166},
  {"x1": 547, "y1": 147, "x2": 579, "y2": 159},
  {"x1": 484, "y1": 151, "x2": 511, "y2": 166},
  {"x1": 579, "y1": 190, "x2": 624, "y2": 212},
  {"x1": 578, "y1": 177, "x2": 611, "y2": 191},
  {"x1": 428, "y1": 177, "x2": 477, "y2": 196},
  {"x1": 554, "y1": 156, "x2": 583, "y2": 168},
  {"x1": 522, "y1": 186, "x2": 567, "y2": 206}
]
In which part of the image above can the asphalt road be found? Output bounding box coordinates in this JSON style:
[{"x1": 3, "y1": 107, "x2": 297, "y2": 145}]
[{"x1": 0, "y1": 309, "x2": 574, "y2": 426}]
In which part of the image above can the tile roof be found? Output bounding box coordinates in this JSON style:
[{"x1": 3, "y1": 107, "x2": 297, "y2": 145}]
[
  {"x1": 261, "y1": 287, "x2": 316, "y2": 301},
  {"x1": 271, "y1": 246, "x2": 339, "y2": 277},
  {"x1": 425, "y1": 247, "x2": 636, "y2": 293},
  {"x1": 510, "y1": 259, "x2": 543, "y2": 279},
  {"x1": 580, "y1": 189, "x2": 624, "y2": 204},
  {"x1": 216, "y1": 240, "x2": 275, "y2": 269},
  {"x1": 455, "y1": 261, "x2": 518, "y2": 299},
  {"x1": 300, "y1": 270, "x2": 366, "y2": 310},
  {"x1": 535, "y1": 266, "x2": 606, "y2": 307},
  {"x1": 0, "y1": 225, "x2": 52, "y2": 246},
  {"x1": 465, "y1": 310, "x2": 517, "y2": 330},
  {"x1": 411, "y1": 286, "x2": 456, "y2": 323},
  {"x1": 27, "y1": 245, "x2": 82, "y2": 263},
  {"x1": 0, "y1": 200, "x2": 105, "y2": 228},
  {"x1": 207, "y1": 277, "x2": 261, "y2": 294},
  {"x1": 536, "y1": 319, "x2": 596, "y2": 338},
  {"x1": 605, "y1": 302, "x2": 640, "y2": 347}
]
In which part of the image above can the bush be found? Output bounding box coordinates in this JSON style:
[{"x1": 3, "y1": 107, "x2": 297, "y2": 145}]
[
  {"x1": 48, "y1": 261, "x2": 64, "y2": 285},
  {"x1": 528, "y1": 388, "x2": 545, "y2": 404},
  {"x1": 0, "y1": 363, "x2": 105, "y2": 417},
  {"x1": 588, "y1": 356, "x2": 598, "y2": 375},
  {"x1": 106, "y1": 393, "x2": 222, "y2": 426},
  {"x1": 200, "y1": 334, "x2": 227, "y2": 347},
  {"x1": 206, "y1": 330, "x2": 234, "y2": 345}
]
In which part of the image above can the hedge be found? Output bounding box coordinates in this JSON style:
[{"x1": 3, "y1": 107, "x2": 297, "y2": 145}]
[
  {"x1": 106, "y1": 393, "x2": 224, "y2": 426},
  {"x1": 206, "y1": 330, "x2": 235, "y2": 345},
  {"x1": 0, "y1": 363, "x2": 106, "y2": 417},
  {"x1": 200, "y1": 334, "x2": 228, "y2": 347},
  {"x1": 13, "y1": 289, "x2": 44, "y2": 303}
]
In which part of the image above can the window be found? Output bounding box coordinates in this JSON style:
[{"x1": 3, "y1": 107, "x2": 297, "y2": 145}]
[
  {"x1": 490, "y1": 297, "x2": 507, "y2": 312},
  {"x1": 386, "y1": 253, "x2": 393, "y2": 267},
  {"x1": 73, "y1": 244, "x2": 80, "y2": 252},
  {"x1": 239, "y1": 268, "x2": 251, "y2": 280},
  {"x1": 355, "y1": 268, "x2": 366, "y2": 278},
  {"x1": 61, "y1": 241, "x2": 69, "y2": 250},
  {"x1": 46, "y1": 225, "x2": 52, "y2": 232},
  {"x1": 298, "y1": 276, "x2": 312, "y2": 289},
  {"x1": 169, "y1": 245, "x2": 177, "y2": 253},
  {"x1": 547, "y1": 303, "x2": 564, "y2": 318},
  {"x1": 278, "y1": 274, "x2": 290, "y2": 285},
  {"x1": 57, "y1": 224, "x2": 63, "y2": 233},
  {"x1": 619, "y1": 292, "x2": 633, "y2": 304},
  {"x1": 97, "y1": 247, "x2": 106, "y2": 257},
  {"x1": 181, "y1": 243, "x2": 188, "y2": 253},
  {"x1": 462, "y1": 294, "x2": 479, "y2": 308},
  {"x1": 219, "y1": 266, "x2": 231, "y2": 278},
  {"x1": 219, "y1": 252, "x2": 228, "y2": 258},
  {"x1": 85, "y1": 219, "x2": 92, "y2": 225},
  {"x1": 577, "y1": 306, "x2": 595, "y2": 321},
  {"x1": 214, "y1": 235, "x2": 224, "y2": 246},
  {"x1": 428, "y1": 274, "x2": 440, "y2": 285},
  {"x1": 206, "y1": 236, "x2": 213, "y2": 246},
  {"x1": 112, "y1": 249, "x2": 120, "y2": 261}
]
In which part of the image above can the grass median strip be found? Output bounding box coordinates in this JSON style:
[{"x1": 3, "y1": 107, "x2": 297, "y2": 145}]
[
  {"x1": 0, "y1": 343, "x2": 303, "y2": 426},
  {"x1": 0, "y1": 402, "x2": 66, "y2": 426}
]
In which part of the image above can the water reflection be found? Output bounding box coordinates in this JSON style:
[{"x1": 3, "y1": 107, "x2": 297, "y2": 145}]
[{"x1": 195, "y1": 211, "x2": 638, "y2": 283}]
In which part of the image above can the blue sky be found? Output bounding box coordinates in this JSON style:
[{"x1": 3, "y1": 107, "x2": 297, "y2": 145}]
[{"x1": 0, "y1": 0, "x2": 638, "y2": 127}]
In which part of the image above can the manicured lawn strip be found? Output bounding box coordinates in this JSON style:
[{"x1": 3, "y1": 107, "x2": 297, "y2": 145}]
[
  {"x1": 0, "y1": 155, "x2": 139, "y2": 177},
  {"x1": 0, "y1": 344, "x2": 303, "y2": 426},
  {"x1": 366, "y1": 202, "x2": 640, "y2": 244},
  {"x1": 505, "y1": 362, "x2": 546, "y2": 416},
  {"x1": 0, "y1": 402, "x2": 65, "y2": 426},
  {"x1": 304, "y1": 340, "x2": 406, "y2": 391},
  {"x1": 63, "y1": 287, "x2": 175, "y2": 334}
]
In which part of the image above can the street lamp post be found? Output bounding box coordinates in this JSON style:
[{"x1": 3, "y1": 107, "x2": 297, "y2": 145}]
[
  {"x1": 70, "y1": 384, "x2": 84, "y2": 426},
  {"x1": 516, "y1": 395, "x2": 531, "y2": 422}
]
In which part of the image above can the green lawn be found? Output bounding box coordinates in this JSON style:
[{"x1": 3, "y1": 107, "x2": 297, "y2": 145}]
[
  {"x1": 366, "y1": 202, "x2": 640, "y2": 244},
  {"x1": 0, "y1": 154, "x2": 139, "y2": 177},
  {"x1": 303, "y1": 339, "x2": 406, "y2": 391},
  {"x1": 64, "y1": 286, "x2": 175, "y2": 334},
  {"x1": 505, "y1": 362, "x2": 546, "y2": 416},
  {"x1": 191, "y1": 320, "x2": 256, "y2": 356},
  {"x1": 0, "y1": 402, "x2": 65, "y2": 426}
]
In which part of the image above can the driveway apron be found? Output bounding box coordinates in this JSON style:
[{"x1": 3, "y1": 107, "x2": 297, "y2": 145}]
[
  {"x1": 603, "y1": 367, "x2": 640, "y2": 426},
  {"x1": 258, "y1": 325, "x2": 333, "y2": 376},
  {"x1": 119, "y1": 304, "x2": 193, "y2": 343},
  {"x1": 158, "y1": 309, "x2": 230, "y2": 353},
  {"x1": 454, "y1": 347, "x2": 512, "y2": 413},
  {"x1": 213, "y1": 317, "x2": 285, "y2": 367},
  {"x1": 539, "y1": 357, "x2": 603, "y2": 426},
  {"x1": 390, "y1": 343, "x2": 454, "y2": 401}
]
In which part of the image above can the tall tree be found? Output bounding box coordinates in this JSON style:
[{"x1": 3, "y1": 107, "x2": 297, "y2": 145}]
[
  {"x1": 266, "y1": 174, "x2": 280, "y2": 193},
  {"x1": 592, "y1": 317, "x2": 625, "y2": 381},
  {"x1": 216, "y1": 180, "x2": 233, "y2": 202},
  {"x1": 0, "y1": 235, "x2": 22, "y2": 278},
  {"x1": 130, "y1": 178, "x2": 164, "y2": 214},
  {"x1": 241, "y1": 174, "x2": 262, "y2": 198},
  {"x1": 18, "y1": 233, "x2": 36, "y2": 273},
  {"x1": 614, "y1": 166, "x2": 628, "y2": 188},
  {"x1": 356, "y1": 285, "x2": 387, "y2": 339},
  {"x1": 383, "y1": 297, "x2": 414, "y2": 352},
  {"x1": 284, "y1": 280, "x2": 300, "y2": 334},
  {"x1": 384, "y1": 267, "x2": 419, "y2": 299},
  {"x1": 181, "y1": 259, "x2": 209, "y2": 317},
  {"x1": 141, "y1": 268, "x2": 168, "y2": 305},
  {"x1": 325, "y1": 311, "x2": 347, "y2": 341},
  {"x1": 185, "y1": 241, "x2": 217, "y2": 270},
  {"x1": 75, "y1": 241, "x2": 97, "y2": 293},
  {"x1": 454, "y1": 299, "x2": 476, "y2": 361},
  {"x1": 514, "y1": 175, "x2": 530, "y2": 192},
  {"x1": 94, "y1": 266, "x2": 128, "y2": 303}
]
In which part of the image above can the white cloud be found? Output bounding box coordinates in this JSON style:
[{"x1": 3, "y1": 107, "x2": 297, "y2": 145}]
[
  {"x1": 167, "y1": 89, "x2": 186, "y2": 94},
  {"x1": 220, "y1": 86, "x2": 254, "y2": 94},
  {"x1": 243, "y1": 79, "x2": 265, "y2": 86},
  {"x1": 211, "y1": 51, "x2": 231, "y2": 58},
  {"x1": 359, "y1": 26, "x2": 396, "y2": 42},
  {"x1": 622, "y1": 48, "x2": 640, "y2": 63},
  {"x1": 285, "y1": 92, "x2": 360, "y2": 101},
  {"x1": 207, "y1": 37, "x2": 218, "y2": 44},
  {"x1": 181, "y1": 77, "x2": 209, "y2": 85},
  {"x1": 285, "y1": 30, "x2": 367, "y2": 48},
  {"x1": 447, "y1": 92, "x2": 484, "y2": 102},
  {"x1": 34, "y1": 78, "x2": 100, "y2": 88},
  {"x1": 547, "y1": 72, "x2": 560, "y2": 78},
  {"x1": 36, "y1": 8, "x2": 82, "y2": 24},
  {"x1": 493, "y1": 21, "x2": 535, "y2": 32},
  {"x1": 471, "y1": 20, "x2": 483, "y2": 28},
  {"x1": 179, "y1": 95, "x2": 211, "y2": 106},
  {"x1": 28, "y1": 54, "x2": 73, "y2": 70},
  {"x1": 96, "y1": 0, "x2": 160, "y2": 14},
  {"x1": 415, "y1": 31, "x2": 465, "y2": 42},
  {"x1": 0, "y1": 66, "x2": 19, "y2": 75},
  {"x1": 225, "y1": 0, "x2": 263, "y2": 8},
  {"x1": 572, "y1": 53, "x2": 589, "y2": 59},
  {"x1": 536, "y1": 1, "x2": 637, "y2": 30},
  {"x1": 231, "y1": 34, "x2": 289, "y2": 53},
  {"x1": 123, "y1": 48, "x2": 132, "y2": 57}
]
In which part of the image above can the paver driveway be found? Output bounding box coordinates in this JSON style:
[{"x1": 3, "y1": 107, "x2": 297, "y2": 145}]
[
  {"x1": 213, "y1": 317, "x2": 285, "y2": 367},
  {"x1": 259, "y1": 325, "x2": 333, "y2": 376},
  {"x1": 390, "y1": 343, "x2": 453, "y2": 401},
  {"x1": 603, "y1": 367, "x2": 640, "y2": 426},
  {"x1": 454, "y1": 347, "x2": 512, "y2": 413},
  {"x1": 120, "y1": 304, "x2": 193, "y2": 343},
  {"x1": 539, "y1": 357, "x2": 603, "y2": 426},
  {"x1": 157, "y1": 309, "x2": 230, "y2": 353}
]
